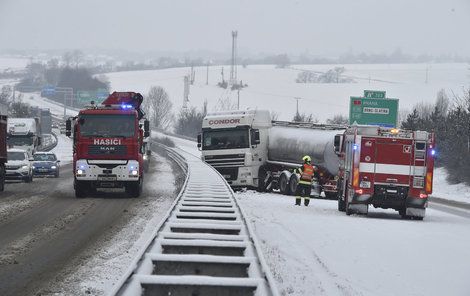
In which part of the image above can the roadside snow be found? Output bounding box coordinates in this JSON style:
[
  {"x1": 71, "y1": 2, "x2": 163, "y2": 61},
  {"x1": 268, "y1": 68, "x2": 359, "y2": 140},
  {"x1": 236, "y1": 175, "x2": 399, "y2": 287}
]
[
  {"x1": 50, "y1": 129, "x2": 73, "y2": 164},
  {"x1": 236, "y1": 191, "x2": 470, "y2": 296},
  {"x1": 432, "y1": 167, "x2": 470, "y2": 204}
]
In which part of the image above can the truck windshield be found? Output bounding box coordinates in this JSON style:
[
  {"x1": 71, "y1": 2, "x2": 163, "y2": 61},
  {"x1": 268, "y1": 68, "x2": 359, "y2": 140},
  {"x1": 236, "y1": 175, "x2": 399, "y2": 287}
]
[
  {"x1": 79, "y1": 114, "x2": 135, "y2": 137},
  {"x1": 7, "y1": 152, "x2": 26, "y2": 161},
  {"x1": 203, "y1": 129, "x2": 249, "y2": 150},
  {"x1": 7, "y1": 136, "x2": 33, "y2": 146}
]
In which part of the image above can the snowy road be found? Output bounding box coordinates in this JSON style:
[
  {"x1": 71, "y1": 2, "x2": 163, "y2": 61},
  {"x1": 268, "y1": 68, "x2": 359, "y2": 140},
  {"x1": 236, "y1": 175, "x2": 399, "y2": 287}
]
[
  {"x1": 236, "y1": 191, "x2": 470, "y2": 296},
  {"x1": 0, "y1": 154, "x2": 181, "y2": 296}
]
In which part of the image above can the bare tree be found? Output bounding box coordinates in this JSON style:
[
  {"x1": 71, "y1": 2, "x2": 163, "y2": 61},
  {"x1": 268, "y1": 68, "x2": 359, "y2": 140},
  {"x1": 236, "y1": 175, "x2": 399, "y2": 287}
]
[
  {"x1": 71, "y1": 50, "x2": 84, "y2": 68},
  {"x1": 214, "y1": 96, "x2": 237, "y2": 111},
  {"x1": 326, "y1": 114, "x2": 348, "y2": 125},
  {"x1": 293, "y1": 112, "x2": 318, "y2": 123},
  {"x1": 271, "y1": 111, "x2": 280, "y2": 121},
  {"x1": 146, "y1": 86, "x2": 173, "y2": 130},
  {"x1": 62, "y1": 51, "x2": 73, "y2": 67},
  {"x1": 0, "y1": 85, "x2": 12, "y2": 105}
]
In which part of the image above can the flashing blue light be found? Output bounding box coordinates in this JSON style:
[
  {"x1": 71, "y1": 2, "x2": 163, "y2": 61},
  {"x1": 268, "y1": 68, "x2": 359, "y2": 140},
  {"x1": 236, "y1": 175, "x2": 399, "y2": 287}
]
[
  {"x1": 121, "y1": 104, "x2": 133, "y2": 109},
  {"x1": 130, "y1": 166, "x2": 134, "y2": 170},
  {"x1": 353, "y1": 144, "x2": 358, "y2": 150},
  {"x1": 431, "y1": 149, "x2": 436, "y2": 156},
  {"x1": 80, "y1": 165, "x2": 85, "y2": 169}
]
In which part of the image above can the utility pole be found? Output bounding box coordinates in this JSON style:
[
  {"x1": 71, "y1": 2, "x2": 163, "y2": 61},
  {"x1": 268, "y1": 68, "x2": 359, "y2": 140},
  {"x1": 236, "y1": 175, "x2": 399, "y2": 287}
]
[
  {"x1": 294, "y1": 97, "x2": 301, "y2": 119},
  {"x1": 230, "y1": 30, "x2": 238, "y2": 86},
  {"x1": 183, "y1": 75, "x2": 190, "y2": 111},
  {"x1": 237, "y1": 89, "x2": 240, "y2": 109}
]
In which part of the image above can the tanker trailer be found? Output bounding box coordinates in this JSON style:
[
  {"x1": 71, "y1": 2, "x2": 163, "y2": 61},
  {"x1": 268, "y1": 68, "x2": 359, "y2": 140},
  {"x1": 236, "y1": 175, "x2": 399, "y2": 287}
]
[{"x1": 258, "y1": 122, "x2": 345, "y2": 198}]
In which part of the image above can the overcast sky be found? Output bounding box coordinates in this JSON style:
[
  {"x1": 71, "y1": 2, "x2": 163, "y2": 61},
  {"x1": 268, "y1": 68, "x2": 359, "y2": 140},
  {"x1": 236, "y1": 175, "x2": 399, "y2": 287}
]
[{"x1": 1, "y1": 0, "x2": 469, "y2": 56}]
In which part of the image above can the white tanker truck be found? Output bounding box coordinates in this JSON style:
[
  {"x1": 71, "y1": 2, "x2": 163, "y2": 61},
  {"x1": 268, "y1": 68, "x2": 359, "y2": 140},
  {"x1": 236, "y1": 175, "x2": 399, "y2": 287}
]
[{"x1": 198, "y1": 110, "x2": 345, "y2": 198}]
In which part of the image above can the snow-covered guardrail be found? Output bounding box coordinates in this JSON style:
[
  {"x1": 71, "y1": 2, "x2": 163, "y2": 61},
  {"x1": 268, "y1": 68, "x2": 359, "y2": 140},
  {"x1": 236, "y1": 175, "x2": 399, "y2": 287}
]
[
  {"x1": 37, "y1": 131, "x2": 58, "y2": 152},
  {"x1": 111, "y1": 144, "x2": 279, "y2": 296}
]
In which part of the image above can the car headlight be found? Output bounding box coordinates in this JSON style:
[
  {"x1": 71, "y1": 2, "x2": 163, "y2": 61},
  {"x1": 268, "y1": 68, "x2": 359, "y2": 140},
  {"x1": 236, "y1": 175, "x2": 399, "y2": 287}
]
[
  {"x1": 21, "y1": 165, "x2": 29, "y2": 170},
  {"x1": 32, "y1": 166, "x2": 36, "y2": 169},
  {"x1": 51, "y1": 165, "x2": 57, "y2": 169}
]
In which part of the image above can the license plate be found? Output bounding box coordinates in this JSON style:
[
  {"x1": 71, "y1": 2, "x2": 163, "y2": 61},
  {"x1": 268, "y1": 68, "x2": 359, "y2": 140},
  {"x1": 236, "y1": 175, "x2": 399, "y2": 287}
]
[
  {"x1": 98, "y1": 176, "x2": 117, "y2": 181},
  {"x1": 360, "y1": 181, "x2": 371, "y2": 188},
  {"x1": 39, "y1": 169, "x2": 48, "y2": 172}
]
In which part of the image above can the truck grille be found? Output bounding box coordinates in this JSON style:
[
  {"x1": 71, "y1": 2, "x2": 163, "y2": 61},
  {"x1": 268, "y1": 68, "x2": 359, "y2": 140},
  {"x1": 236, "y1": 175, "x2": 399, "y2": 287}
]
[
  {"x1": 204, "y1": 154, "x2": 245, "y2": 167},
  {"x1": 215, "y1": 167, "x2": 239, "y2": 181},
  {"x1": 88, "y1": 145, "x2": 127, "y2": 155}
]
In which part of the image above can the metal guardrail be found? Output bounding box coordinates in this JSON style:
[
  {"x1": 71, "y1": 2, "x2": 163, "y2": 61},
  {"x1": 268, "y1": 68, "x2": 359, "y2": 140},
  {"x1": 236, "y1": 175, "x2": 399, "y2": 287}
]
[
  {"x1": 37, "y1": 131, "x2": 58, "y2": 152},
  {"x1": 110, "y1": 144, "x2": 279, "y2": 296}
]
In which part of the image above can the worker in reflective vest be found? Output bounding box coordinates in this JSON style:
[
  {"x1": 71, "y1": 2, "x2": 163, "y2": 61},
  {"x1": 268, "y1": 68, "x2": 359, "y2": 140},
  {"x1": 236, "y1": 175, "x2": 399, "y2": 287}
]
[{"x1": 295, "y1": 155, "x2": 315, "y2": 206}]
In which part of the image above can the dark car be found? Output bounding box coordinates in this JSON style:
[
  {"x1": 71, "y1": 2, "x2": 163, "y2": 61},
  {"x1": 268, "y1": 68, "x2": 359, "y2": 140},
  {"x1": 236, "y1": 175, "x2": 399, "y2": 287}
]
[{"x1": 32, "y1": 152, "x2": 60, "y2": 177}]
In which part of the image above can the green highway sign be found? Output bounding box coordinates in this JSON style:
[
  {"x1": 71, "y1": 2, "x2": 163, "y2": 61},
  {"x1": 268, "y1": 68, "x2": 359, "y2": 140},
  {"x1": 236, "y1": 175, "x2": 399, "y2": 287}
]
[
  {"x1": 349, "y1": 96, "x2": 399, "y2": 127},
  {"x1": 364, "y1": 90, "x2": 386, "y2": 99},
  {"x1": 77, "y1": 90, "x2": 109, "y2": 103}
]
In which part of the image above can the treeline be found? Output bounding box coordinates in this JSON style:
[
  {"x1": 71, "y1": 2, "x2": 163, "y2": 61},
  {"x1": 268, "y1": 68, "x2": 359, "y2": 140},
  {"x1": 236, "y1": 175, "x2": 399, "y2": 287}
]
[
  {"x1": 401, "y1": 89, "x2": 470, "y2": 184},
  {"x1": 16, "y1": 60, "x2": 109, "y2": 93}
]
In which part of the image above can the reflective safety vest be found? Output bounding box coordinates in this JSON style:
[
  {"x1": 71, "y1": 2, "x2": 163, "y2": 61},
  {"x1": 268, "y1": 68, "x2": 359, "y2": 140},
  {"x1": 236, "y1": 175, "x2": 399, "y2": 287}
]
[{"x1": 297, "y1": 164, "x2": 314, "y2": 185}]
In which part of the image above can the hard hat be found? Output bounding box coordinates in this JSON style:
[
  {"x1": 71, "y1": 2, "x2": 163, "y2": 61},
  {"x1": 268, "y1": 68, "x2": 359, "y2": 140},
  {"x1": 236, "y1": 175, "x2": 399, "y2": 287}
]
[{"x1": 302, "y1": 155, "x2": 311, "y2": 163}]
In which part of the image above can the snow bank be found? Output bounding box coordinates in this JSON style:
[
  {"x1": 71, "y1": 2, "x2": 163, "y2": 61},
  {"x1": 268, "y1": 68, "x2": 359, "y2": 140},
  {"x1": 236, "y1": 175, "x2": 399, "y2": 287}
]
[
  {"x1": 432, "y1": 167, "x2": 470, "y2": 204},
  {"x1": 236, "y1": 191, "x2": 470, "y2": 296}
]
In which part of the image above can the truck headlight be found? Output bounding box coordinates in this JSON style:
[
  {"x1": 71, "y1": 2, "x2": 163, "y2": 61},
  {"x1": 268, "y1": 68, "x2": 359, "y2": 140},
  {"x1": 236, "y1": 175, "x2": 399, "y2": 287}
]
[
  {"x1": 77, "y1": 169, "x2": 85, "y2": 175},
  {"x1": 130, "y1": 169, "x2": 138, "y2": 176}
]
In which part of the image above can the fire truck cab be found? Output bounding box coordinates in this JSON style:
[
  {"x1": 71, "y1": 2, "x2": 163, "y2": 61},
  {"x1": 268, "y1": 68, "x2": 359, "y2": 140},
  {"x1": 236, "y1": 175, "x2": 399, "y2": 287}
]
[
  {"x1": 66, "y1": 92, "x2": 150, "y2": 198},
  {"x1": 335, "y1": 125, "x2": 435, "y2": 220}
]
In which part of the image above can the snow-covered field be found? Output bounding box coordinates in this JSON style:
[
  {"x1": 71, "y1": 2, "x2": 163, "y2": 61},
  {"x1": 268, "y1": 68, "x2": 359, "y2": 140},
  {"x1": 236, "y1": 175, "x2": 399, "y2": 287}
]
[
  {"x1": 0, "y1": 57, "x2": 29, "y2": 71},
  {"x1": 237, "y1": 191, "x2": 470, "y2": 296},
  {"x1": 106, "y1": 63, "x2": 470, "y2": 122}
]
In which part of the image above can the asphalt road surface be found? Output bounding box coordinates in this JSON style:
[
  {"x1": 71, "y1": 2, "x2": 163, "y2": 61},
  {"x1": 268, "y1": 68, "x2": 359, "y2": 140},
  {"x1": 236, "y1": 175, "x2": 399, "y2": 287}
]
[{"x1": 0, "y1": 156, "x2": 180, "y2": 296}]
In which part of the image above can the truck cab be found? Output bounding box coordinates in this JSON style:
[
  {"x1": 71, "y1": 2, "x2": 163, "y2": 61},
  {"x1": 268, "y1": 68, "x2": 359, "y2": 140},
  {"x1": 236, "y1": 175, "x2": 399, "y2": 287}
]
[
  {"x1": 7, "y1": 118, "x2": 41, "y2": 156},
  {"x1": 198, "y1": 110, "x2": 271, "y2": 188},
  {"x1": 67, "y1": 92, "x2": 150, "y2": 198}
]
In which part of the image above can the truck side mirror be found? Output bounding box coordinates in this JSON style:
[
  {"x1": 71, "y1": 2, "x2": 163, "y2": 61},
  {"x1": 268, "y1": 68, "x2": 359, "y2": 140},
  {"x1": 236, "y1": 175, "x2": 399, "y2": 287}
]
[
  {"x1": 251, "y1": 129, "x2": 260, "y2": 145},
  {"x1": 144, "y1": 120, "x2": 150, "y2": 138},
  {"x1": 334, "y1": 134, "x2": 343, "y2": 155},
  {"x1": 197, "y1": 134, "x2": 202, "y2": 149},
  {"x1": 65, "y1": 119, "x2": 72, "y2": 137}
]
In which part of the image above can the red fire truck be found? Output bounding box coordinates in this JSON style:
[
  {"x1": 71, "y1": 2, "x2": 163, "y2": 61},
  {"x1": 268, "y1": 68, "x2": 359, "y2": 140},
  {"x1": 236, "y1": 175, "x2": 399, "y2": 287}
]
[
  {"x1": 335, "y1": 125, "x2": 435, "y2": 219},
  {"x1": 66, "y1": 92, "x2": 150, "y2": 198}
]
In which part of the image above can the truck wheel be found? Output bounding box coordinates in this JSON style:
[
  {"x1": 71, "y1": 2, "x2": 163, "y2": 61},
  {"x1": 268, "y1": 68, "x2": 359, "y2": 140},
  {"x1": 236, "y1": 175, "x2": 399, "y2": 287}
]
[
  {"x1": 338, "y1": 195, "x2": 345, "y2": 212},
  {"x1": 257, "y1": 167, "x2": 270, "y2": 193},
  {"x1": 75, "y1": 182, "x2": 86, "y2": 198},
  {"x1": 279, "y1": 174, "x2": 290, "y2": 195},
  {"x1": 288, "y1": 174, "x2": 298, "y2": 195},
  {"x1": 25, "y1": 173, "x2": 33, "y2": 183},
  {"x1": 126, "y1": 180, "x2": 142, "y2": 198},
  {"x1": 0, "y1": 165, "x2": 5, "y2": 192}
]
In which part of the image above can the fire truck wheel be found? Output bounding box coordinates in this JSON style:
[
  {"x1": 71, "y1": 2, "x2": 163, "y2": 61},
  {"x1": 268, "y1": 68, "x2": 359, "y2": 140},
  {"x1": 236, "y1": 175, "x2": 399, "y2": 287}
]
[
  {"x1": 279, "y1": 174, "x2": 290, "y2": 195},
  {"x1": 75, "y1": 183, "x2": 86, "y2": 198},
  {"x1": 126, "y1": 180, "x2": 142, "y2": 198},
  {"x1": 338, "y1": 196, "x2": 345, "y2": 212}
]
